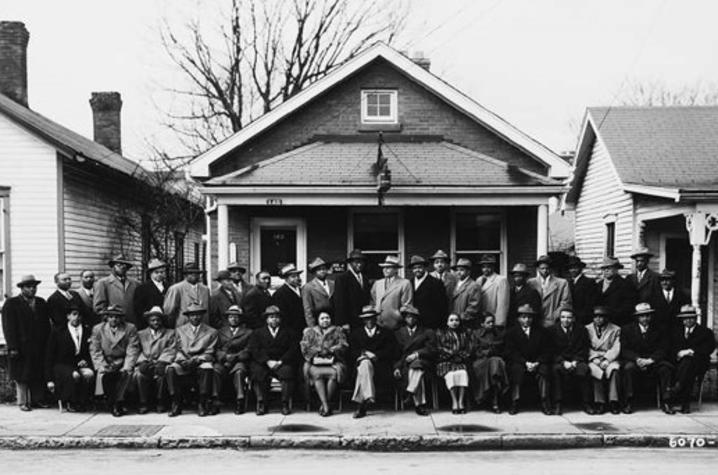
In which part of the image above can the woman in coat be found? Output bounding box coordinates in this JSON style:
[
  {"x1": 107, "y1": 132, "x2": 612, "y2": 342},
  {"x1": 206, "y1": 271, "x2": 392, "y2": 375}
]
[
  {"x1": 471, "y1": 312, "x2": 508, "y2": 413},
  {"x1": 436, "y1": 313, "x2": 472, "y2": 414},
  {"x1": 300, "y1": 311, "x2": 348, "y2": 416}
]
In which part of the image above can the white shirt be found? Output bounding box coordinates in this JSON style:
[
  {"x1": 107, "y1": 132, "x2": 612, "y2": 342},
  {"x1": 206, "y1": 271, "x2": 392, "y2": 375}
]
[
  {"x1": 319, "y1": 279, "x2": 331, "y2": 296},
  {"x1": 80, "y1": 286, "x2": 93, "y2": 299},
  {"x1": 637, "y1": 270, "x2": 646, "y2": 282},
  {"x1": 539, "y1": 275, "x2": 551, "y2": 290},
  {"x1": 151, "y1": 329, "x2": 159, "y2": 340},
  {"x1": 684, "y1": 326, "x2": 694, "y2": 339},
  {"x1": 639, "y1": 323, "x2": 649, "y2": 334},
  {"x1": 349, "y1": 268, "x2": 363, "y2": 287},
  {"x1": 664, "y1": 289, "x2": 673, "y2": 303},
  {"x1": 287, "y1": 283, "x2": 301, "y2": 297},
  {"x1": 68, "y1": 323, "x2": 82, "y2": 355},
  {"x1": 364, "y1": 326, "x2": 377, "y2": 338},
  {"x1": 152, "y1": 279, "x2": 165, "y2": 293},
  {"x1": 59, "y1": 289, "x2": 73, "y2": 300},
  {"x1": 269, "y1": 326, "x2": 279, "y2": 338},
  {"x1": 457, "y1": 277, "x2": 470, "y2": 290},
  {"x1": 414, "y1": 274, "x2": 427, "y2": 291},
  {"x1": 522, "y1": 326, "x2": 531, "y2": 337}
]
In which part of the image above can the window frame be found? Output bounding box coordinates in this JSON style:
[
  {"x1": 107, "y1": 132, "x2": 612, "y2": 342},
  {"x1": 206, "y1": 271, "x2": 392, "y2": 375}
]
[
  {"x1": 0, "y1": 189, "x2": 10, "y2": 304},
  {"x1": 604, "y1": 214, "x2": 617, "y2": 257},
  {"x1": 360, "y1": 89, "x2": 398, "y2": 124},
  {"x1": 450, "y1": 209, "x2": 507, "y2": 275}
]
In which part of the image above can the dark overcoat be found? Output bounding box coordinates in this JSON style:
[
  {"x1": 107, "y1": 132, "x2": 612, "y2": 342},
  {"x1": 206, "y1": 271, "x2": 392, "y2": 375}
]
[{"x1": 1, "y1": 295, "x2": 51, "y2": 383}]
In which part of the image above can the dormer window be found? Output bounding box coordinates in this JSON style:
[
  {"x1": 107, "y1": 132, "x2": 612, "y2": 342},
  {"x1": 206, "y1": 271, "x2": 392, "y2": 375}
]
[{"x1": 361, "y1": 89, "x2": 397, "y2": 124}]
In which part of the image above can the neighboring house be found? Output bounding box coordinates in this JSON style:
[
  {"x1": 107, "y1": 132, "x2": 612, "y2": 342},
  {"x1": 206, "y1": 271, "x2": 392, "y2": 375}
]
[
  {"x1": 190, "y1": 42, "x2": 570, "y2": 284},
  {"x1": 566, "y1": 106, "x2": 718, "y2": 331}
]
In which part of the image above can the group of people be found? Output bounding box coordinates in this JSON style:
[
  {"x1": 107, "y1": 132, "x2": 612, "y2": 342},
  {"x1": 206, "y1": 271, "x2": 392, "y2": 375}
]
[{"x1": 1, "y1": 247, "x2": 714, "y2": 419}]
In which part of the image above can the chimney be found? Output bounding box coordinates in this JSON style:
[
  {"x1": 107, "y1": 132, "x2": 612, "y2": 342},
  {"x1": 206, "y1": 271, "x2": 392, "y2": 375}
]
[
  {"x1": 89, "y1": 91, "x2": 122, "y2": 154},
  {"x1": 411, "y1": 51, "x2": 430, "y2": 71},
  {"x1": 0, "y1": 21, "x2": 30, "y2": 106}
]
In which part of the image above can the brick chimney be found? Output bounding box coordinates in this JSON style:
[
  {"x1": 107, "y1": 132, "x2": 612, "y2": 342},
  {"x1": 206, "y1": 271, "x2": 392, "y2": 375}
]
[
  {"x1": 411, "y1": 51, "x2": 430, "y2": 71},
  {"x1": 0, "y1": 21, "x2": 30, "y2": 106},
  {"x1": 89, "y1": 91, "x2": 122, "y2": 154}
]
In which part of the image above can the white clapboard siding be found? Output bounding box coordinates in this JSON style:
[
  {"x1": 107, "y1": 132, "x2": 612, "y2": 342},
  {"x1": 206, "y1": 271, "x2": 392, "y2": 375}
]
[
  {"x1": 0, "y1": 113, "x2": 59, "y2": 299},
  {"x1": 574, "y1": 134, "x2": 634, "y2": 278}
]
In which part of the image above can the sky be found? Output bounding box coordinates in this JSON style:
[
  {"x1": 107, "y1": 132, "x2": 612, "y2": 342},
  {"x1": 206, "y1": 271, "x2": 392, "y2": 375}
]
[{"x1": 4, "y1": 0, "x2": 718, "y2": 162}]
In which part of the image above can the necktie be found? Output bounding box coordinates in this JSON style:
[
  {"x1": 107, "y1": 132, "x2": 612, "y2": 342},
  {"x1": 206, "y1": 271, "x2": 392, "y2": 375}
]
[
  {"x1": 74, "y1": 328, "x2": 81, "y2": 354},
  {"x1": 667, "y1": 291, "x2": 672, "y2": 303},
  {"x1": 685, "y1": 328, "x2": 691, "y2": 339}
]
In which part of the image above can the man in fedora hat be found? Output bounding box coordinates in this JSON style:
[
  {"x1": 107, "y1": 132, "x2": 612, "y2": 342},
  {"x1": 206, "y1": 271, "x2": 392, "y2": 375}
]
[
  {"x1": 596, "y1": 257, "x2": 637, "y2": 327},
  {"x1": 164, "y1": 263, "x2": 210, "y2": 328},
  {"x1": 241, "y1": 271, "x2": 273, "y2": 329},
  {"x1": 429, "y1": 249, "x2": 458, "y2": 302},
  {"x1": 654, "y1": 269, "x2": 690, "y2": 329},
  {"x1": 586, "y1": 306, "x2": 622, "y2": 415},
  {"x1": 628, "y1": 248, "x2": 661, "y2": 307},
  {"x1": 133, "y1": 259, "x2": 168, "y2": 331},
  {"x1": 449, "y1": 258, "x2": 481, "y2": 328},
  {"x1": 302, "y1": 257, "x2": 334, "y2": 328},
  {"x1": 567, "y1": 256, "x2": 599, "y2": 326},
  {"x1": 619, "y1": 302, "x2": 675, "y2": 414},
  {"x1": 272, "y1": 263, "x2": 306, "y2": 337},
  {"x1": 94, "y1": 254, "x2": 139, "y2": 326},
  {"x1": 2, "y1": 275, "x2": 51, "y2": 411},
  {"x1": 226, "y1": 262, "x2": 249, "y2": 300},
  {"x1": 89, "y1": 305, "x2": 139, "y2": 417},
  {"x1": 332, "y1": 249, "x2": 371, "y2": 331},
  {"x1": 528, "y1": 255, "x2": 572, "y2": 328},
  {"x1": 47, "y1": 272, "x2": 86, "y2": 329},
  {"x1": 409, "y1": 255, "x2": 447, "y2": 330},
  {"x1": 134, "y1": 306, "x2": 176, "y2": 414},
  {"x1": 371, "y1": 255, "x2": 413, "y2": 331},
  {"x1": 477, "y1": 254, "x2": 510, "y2": 327},
  {"x1": 166, "y1": 303, "x2": 219, "y2": 417},
  {"x1": 213, "y1": 305, "x2": 253, "y2": 415},
  {"x1": 508, "y1": 263, "x2": 542, "y2": 327},
  {"x1": 668, "y1": 305, "x2": 716, "y2": 413},
  {"x1": 209, "y1": 270, "x2": 242, "y2": 328}
]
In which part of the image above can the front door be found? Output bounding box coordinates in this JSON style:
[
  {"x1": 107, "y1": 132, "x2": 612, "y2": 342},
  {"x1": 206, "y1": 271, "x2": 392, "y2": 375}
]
[{"x1": 250, "y1": 218, "x2": 307, "y2": 280}]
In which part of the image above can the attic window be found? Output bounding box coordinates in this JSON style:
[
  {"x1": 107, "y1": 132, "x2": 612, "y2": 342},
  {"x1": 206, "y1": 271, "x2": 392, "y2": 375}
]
[{"x1": 361, "y1": 89, "x2": 397, "y2": 124}]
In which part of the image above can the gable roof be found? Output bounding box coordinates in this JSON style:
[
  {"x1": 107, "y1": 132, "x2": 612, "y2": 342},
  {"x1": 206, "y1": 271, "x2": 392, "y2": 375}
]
[
  {"x1": 0, "y1": 93, "x2": 144, "y2": 177},
  {"x1": 567, "y1": 106, "x2": 718, "y2": 203},
  {"x1": 189, "y1": 42, "x2": 569, "y2": 179}
]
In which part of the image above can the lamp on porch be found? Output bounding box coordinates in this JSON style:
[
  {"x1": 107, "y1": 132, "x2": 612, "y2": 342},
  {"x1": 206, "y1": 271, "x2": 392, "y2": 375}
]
[{"x1": 374, "y1": 132, "x2": 391, "y2": 206}]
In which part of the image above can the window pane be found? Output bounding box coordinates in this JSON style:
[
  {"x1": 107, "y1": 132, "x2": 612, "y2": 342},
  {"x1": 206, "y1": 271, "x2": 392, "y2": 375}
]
[
  {"x1": 378, "y1": 94, "x2": 391, "y2": 106},
  {"x1": 367, "y1": 104, "x2": 378, "y2": 116},
  {"x1": 366, "y1": 93, "x2": 378, "y2": 106},
  {"x1": 354, "y1": 213, "x2": 398, "y2": 251},
  {"x1": 455, "y1": 213, "x2": 501, "y2": 251},
  {"x1": 378, "y1": 105, "x2": 391, "y2": 116}
]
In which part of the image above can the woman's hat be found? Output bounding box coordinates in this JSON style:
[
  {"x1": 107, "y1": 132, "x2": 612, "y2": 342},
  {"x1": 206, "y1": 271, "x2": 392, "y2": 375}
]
[
  {"x1": 676, "y1": 305, "x2": 698, "y2": 319},
  {"x1": 451, "y1": 257, "x2": 472, "y2": 270},
  {"x1": 16, "y1": 274, "x2": 41, "y2": 288},
  {"x1": 633, "y1": 302, "x2": 655, "y2": 316},
  {"x1": 358, "y1": 305, "x2": 379, "y2": 319},
  {"x1": 143, "y1": 306, "x2": 165, "y2": 319},
  {"x1": 378, "y1": 255, "x2": 402, "y2": 268}
]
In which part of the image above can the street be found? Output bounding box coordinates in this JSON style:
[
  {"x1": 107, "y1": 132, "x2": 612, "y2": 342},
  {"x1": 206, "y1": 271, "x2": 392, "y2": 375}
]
[{"x1": 0, "y1": 448, "x2": 714, "y2": 474}]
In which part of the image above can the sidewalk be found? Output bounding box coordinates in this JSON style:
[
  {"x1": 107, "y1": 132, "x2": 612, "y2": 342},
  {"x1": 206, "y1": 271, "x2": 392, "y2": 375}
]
[{"x1": 0, "y1": 402, "x2": 717, "y2": 450}]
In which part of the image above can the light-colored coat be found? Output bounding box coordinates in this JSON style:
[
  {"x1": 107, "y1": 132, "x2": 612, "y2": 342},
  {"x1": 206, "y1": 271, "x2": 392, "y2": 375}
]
[
  {"x1": 478, "y1": 273, "x2": 510, "y2": 326},
  {"x1": 450, "y1": 278, "x2": 481, "y2": 325},
  {"x1": 371, "y1": 277, "x2": 413, "y2": 330},
  {"x1": 301, "y1": 277, "x2": 334, "y2": 327},
  {"x1": 93, "y1": 274, "x2": 139, "y2": 324},
  {"x1": 585, "y1": 322, "x2": 621, "y2": 379},
  {"x1": 136, "y1": 327, "x2": 177, "y2": 365},
  {"x1": 528, "y1": 275, "x2": 572, "y2": 327},
  {"x1": 170, "y1": 323, "x2": 218, "y2": 375},
  {"x1": 163, "y1": 280, "x2": 211, "y2": 327},
  {"x1": 90, "y1": 321, "x2": 140, "y2": 395}
]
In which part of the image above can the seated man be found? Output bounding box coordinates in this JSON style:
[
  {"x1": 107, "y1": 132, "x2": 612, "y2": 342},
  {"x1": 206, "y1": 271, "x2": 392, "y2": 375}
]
[
  {"x1": 134, "y1": 306, "x2": 176, "y2": 414},
  {"x1": 620, "y1": 302, "x2": 675, "y2": 414},
  {"x1": 548, "y1": 307, "x2": 591, "y2": 415},
  {"x1": 586, "y1": 306, "x2": 622, "y2": 414},
  {"x1": 393, "y1": 304, "x2": 436, "y2": 416},
  {"x1": 45, "y1": 304, "x2": 94, "y2": 412},
  {"x1": 213, "y1": 305, "x2": 253, "y2": 415},
  {"x1": 669, "y1": 305, "x2": 716, "y2": 413},
  {"x1": 89, "y1": 305, "x2": 139, "y2": 417},
  {"x1": 504, "y1": 304, "x2": 551, "y2": 415},
  {"x1": 350, "y1": 305, "x2": 397, "y2": 419},
  {"x1": 248, "y1": 305, "x2": 299, "y2": 416},
  {"x1": 166, "y1": 304, "x2": 219, "y2": 417}
]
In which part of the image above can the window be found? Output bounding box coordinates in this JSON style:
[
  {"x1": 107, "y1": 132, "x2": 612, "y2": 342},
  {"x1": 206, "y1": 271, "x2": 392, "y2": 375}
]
[
  {"x1": 0, "y1": 193, "x2": 8, "y2": 302},
  {"x1": 605, "y1": 222, "x2": 616, "y2": 257},
  {"x1": 361, "y1": 89, "x2": 398, "y2": 124},
  {"x1": 350, "y1": 211, "x2": 403, "y2": 280},
  {"x1": 453, "y1": 212, "x2": 504, "y2": 278}
]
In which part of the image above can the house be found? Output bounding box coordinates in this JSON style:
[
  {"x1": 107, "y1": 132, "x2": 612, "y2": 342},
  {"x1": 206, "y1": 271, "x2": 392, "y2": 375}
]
[
  {"x1": 566, "y1": 106, "x2": 718, "y2": 331},
  {"x1": 190, "y1": 42, "x2": 570, "y2": 283}
]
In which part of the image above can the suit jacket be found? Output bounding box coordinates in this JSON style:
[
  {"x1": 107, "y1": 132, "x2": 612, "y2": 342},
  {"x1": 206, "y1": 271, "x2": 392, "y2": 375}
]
[
  {"x1": 412, "y1": 274, "x2": 448, "y2": 330},
  {"x1": 586, "y1": 322, "x2": 621, "y2": 363},
  {"x1": 628, "y1": 269, "x2": 662, "y2": 306},
  {"x1": 619, "y1": 322, "x2": 668, "y2": 363},
  {"x1": 371, "y1": 277, "x2": 413, "y2": 331},
  {"x1": 209, "y1": 287, "x2": 242, "y2": 328},
  {"x1": 45, "y1": 324, "x2": 92, "y2": 380},
  {"x1": 653, "y1": 288, "x2": 690, "y2": 329},
  {"x1": 1, "y1": 295, "x2": 51, "y2": 382},
  {"x1": 569, "y1": 274, "x2": 600, "y2": 326},
  {"x1": 272, "y1": 284, "x2": 306, "y2": 336},
  {"x1": 215, "y1": 325, "x2": 253, "y2": 364},
  {"x1": 163, "y1": 280, "x2": 210, "y2": 328},
  {"x1": 430, "y1": 270, "x2": 458, "y2": 306},
  {"x1": 597, "y1": 276, "x2": 637, "y2": 327},
  {"x1": 248, "y1": 326, "x2": 299, "y2": 365},
  {"x1": 136, "y1": 327, "x2": 176, "y2": 364},
  {"x1": 504, "y1": 325, "x2": 551, "y2": 365},
  {"x1": 393, "y1": 326, "x2": 435, "y2": 371},
  {"x1": 173, "y1": 323, "x2": 218, "y2": 363},
  {"x1": 89, "y1": 321, "x2": 140, "y2": 373},
  {"x1": 349, "y1": 325, "x2": 397, "y2": 366},
  {"x1": 549, "y1": 324, "x2": 589, "y2": 363},
  {"x1": 332, "y1": 269, "x2": 371, "y2": 328},
  {"x1": 301, "y1": 277, "x2": 334, "y2": 327},
  {"x1": 478, "y1": 273, "x2": 510, "y2": 326},
  {"x1": 528, "y1": 275, "x2": 572, "y2": 327},
  {"x1": 241, "y1": 286, "x2": 273, "y2": 329},
  {"x1": 93, "y1": 274, "x2": 139, "y2": 325},
  {"x1": 75, "y1": 286, "x2": 99, "y2": 327},
  {"x1": 508, "y1": 284, "x2": 542, "y2": 327},
  {"x1": 472, "y1": 326, "x2": 505, "y2": 360},
  {"x1": 450, "y1": 278, "x2": 481, "y2": 326},
  {"x1": 47, "y1": 290, "x2": 86, "y2": 328},
  {"x1": 133, "y1": 280, "x2": 167, "y2": 329},
  {"x1": 670, "y1": 324, "x2": 716, "y2": 370}
]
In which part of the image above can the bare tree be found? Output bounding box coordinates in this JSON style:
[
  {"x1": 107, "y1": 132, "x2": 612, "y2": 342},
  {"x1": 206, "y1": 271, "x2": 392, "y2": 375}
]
[
  {"x1": 618, "y1": 79, "x2": 718, "y2": 106},
  {"x1": 160, "y1": 0, "x2": 407, "y2": 155}
]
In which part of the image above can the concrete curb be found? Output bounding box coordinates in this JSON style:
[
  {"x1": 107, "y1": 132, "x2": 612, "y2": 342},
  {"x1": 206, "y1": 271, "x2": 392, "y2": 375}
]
[{"x1": 0, "y1": 433, "x2": 707, "y2": 450}]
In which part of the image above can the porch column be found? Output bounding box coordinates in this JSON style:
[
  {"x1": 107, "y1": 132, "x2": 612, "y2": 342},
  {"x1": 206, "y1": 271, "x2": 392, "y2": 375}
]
[
  {"x1": 536, "y1": 203, "x2": 548, "y2": 257},
  {"x1": 685, "y1": 211, "x2": 718, "y2": 324},
  {"x1": 218, "y1": 203, "x2": 229, "y2": 271}
]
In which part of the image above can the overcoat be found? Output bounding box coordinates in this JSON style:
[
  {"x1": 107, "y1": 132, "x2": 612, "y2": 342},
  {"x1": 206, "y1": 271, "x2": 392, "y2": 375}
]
[
  {"x1": 393, "y1": 325, "x2": 436, "y2": 372},
  {"x1": 449, "y1": 278, "x2": 481, "y2": 326},
  {"x1": 133, "y1": 280, "x2": 166, "y2": 329},
  {"x1": 89, "y1": 321, "x2": 140, "y2": 373},
  {"x1": 332, "y1": 269, "x2": 371, "y2": 329},
  {"x1": 47, "y1": 290, "x2": 86, "y2": 328},
  {"x1": 371, "y1": 277, "x2": 413, "y2": 330},
  {"x1": 214, "y1": 325, "x2": 252, "y2": 374},
  {"x1": 508, "y1": 284, "x2": 542, "y2": 327},
  {"x1": 478, "y1": 273, "x2": 510, "y2": 326},
  {"x1": 652, "y1": 288, "x2": 690, "y2": 329},
  {"x1": 669, "y1": 324, "x2": 716, "y2": 373},
  {"x1": 209, "y1": 287, "x2": 242, "y2": 328},
  {"x1": 569, "y1": 275, "x2": 600, "y2": 326},
  {"x1": 93, "y1": 274, "x2": 139, "y2": 325},
  {"x1": 240, "y1": 286, "x2": 273, "y2": 329},
  {"x1": 596, "y1": 277, "x2": 637, "y2": 327},
  {"x1": 300, "y1": 325, "x2": 348, "y2": 382},
  {"x1": 301, "y1": 277, "x2": 334, "y2": 327},
  {"x1": 619, "y1": 322, "x2": 668, "y2": 363},
  {"x1": 135, "y1": 327, "x2": 176, "y2": 365},
  {"x1": 586, "y1": 322, "x2": 621, "y2": 379},
  {"x1": 171, "y1": 323, "x2": 218, "y2": 375},
  {"x1": 1, "y1": 295, "x2": 51, "y2": 383},
  {"x1": 412, "y1": 274, "x2": 448, "y2": 329},
  {"x1": 163, "y1": 280, "x2": 210, "y2": 328},
  {"x1": 45, "y1": 323, "x2": 93, "y2": 382},
  {"x1": 272, "y1": 283, "x2": 306, "y2": 336},
  {"x1": 527, "y1": 275, "x2": 572, "y2": 327},
  {"x1": 628, "y1": 269, "x2": 662, "y2": 306}
]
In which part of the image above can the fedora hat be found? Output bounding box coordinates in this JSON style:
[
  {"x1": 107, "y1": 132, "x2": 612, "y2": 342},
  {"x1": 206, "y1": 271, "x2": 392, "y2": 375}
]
[
  {"x1": 409, "y1": 255, "x2": 429, "y2": 267},
  {"x1": 308, "y1": 257, "x2": 329, "y2": 272},
  {"x1": 182, "y1": 263, "x2": 204, "y2": 274},
  {"x1": 599, "y1": 256, "x2": 624, "y2": 269},
  {"x1": 101, "y1": 305, "x2": 125, "y2": 316},
  {"x1": 566, "y1": 255, "x2": 586, "y2": 269},
  {"x1": 146, "y1": 258, "x2": 166, "y2": 272},
  {"x1": 378, "y1": 255, "x2": 402, "y2": 268},
  {"x1": 108, "y1": 254, "x2": 134, "y2": 268},
  {"x1": 430, "y1": 250, "x2": 450, "y2": 261},
  {"x1": 659, "y1": 269, "x2": 676, "y2": 280},
  {"x1": 358, "y1": 305, "x2": 379, "y2": 319},
  {"x1": 479, "y1": 254, "x2": 497, "y2": 265},
  {"x1": 400, "y1": 304, "x2": 420, "y2": 317},
  {"x1": 630, "y1": 247, "x2": 655, "y2": 259},
  {"x1": 280, "y1": 263, "x2": 303, "y2": 277},
  {"x1": 214, "y1": 270, "x2": 233, "y2": 281},
  {"x1": 224, "y1": 304, "x2": 244, "y2": 316},
  {"x1": 16, "y1": 274, "x2": 41, "y2": 288},
  {"x1": 451, "y1": 257, "x2": 472, "y2": 270},
  {"x1": 517, "y1": 304, "x2": 538, "y2": 315},
  {"x1": 592, "y1": 306, "x2": 611, "y2": 316},
  {"x1": 535, "y1": 254, "x2": 552, "y2": 267},
  {"x1": 262, "y1": 305, "x2": 281, "y2": 317},
  {"x1": 509, "y1": 263, "x2": 530, "y2": 275},
  {"x1": 346, "y1": 249, "x2": 367, "y2": 262},
  {"x1": 143, "y1": 306, "x2": 165, "y2": 319},
  {"x1": 226, "y1": 262, "x2": 247, "y2": 273},
  {"x1": 183, "y1": 303, "x2": 206, "y2": 315},
  {"x1": 676, "y1": 305, "x2": 698, "y2": 319},
  {"x1": 633, "y1": 302, "x2": 655, "y2": 316}
]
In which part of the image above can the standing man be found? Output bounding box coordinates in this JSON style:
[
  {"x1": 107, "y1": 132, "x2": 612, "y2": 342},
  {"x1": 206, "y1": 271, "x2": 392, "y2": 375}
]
[
  {"x1": 371, "y1": 256, "x2": 413, "y2": 331},
  {"x1": 409, "y1": 255, "x2": 447, "y2": 330},
  {"x1": 628, "y1": 248, "x2": 662, "y2": 307},
  {"x1": 209, "y1": 270, "x2": 242, "y2": 328},
  {"x1": 567, "y1": 256, "x2": 599, "y2": 326},
  {"x1": 76, "y1": 270, "x2": 97, "y2": 327},
  {"x1": 134, "y1": 306, "x2": 176, "y2": 414},
  {"x1": 227, "y1": 262, "x2": 249, "y2": 301},
  {"x1": 133, "y1": 259, "x2": 167, "y2": 331},
  {"x1": 302, "y1": 257, "x2": 334, "y2": 328},
  {"x1": 430, "y1": 250, "x2": 457, "y2": 303},
  {"x1": 597, "y1": 257, "x2": 637, "y2": 327},
  {"x1": 477, "y1": 254, "x2": 510, "y2": 328},
  {"x1": 449, "y1": 258, "x2": 482, "y2": 328},
  {"x1": 94, "y1": 254, "x2": 139, "y2": 326},
  {"x1": 654, "y1": 269, "x2": 690, "y2": 329},
  {"x1": 2, "y1": 275, "x2": 51, "y2": 411},
  {"x1": 241, "y1": 271, "x2": 273, "y2": 329},
  {"x1": 164, "y1": 263, "x2": 210, "y2": 328},
  {"x1": 508, "y1": 264, "x2": 542, "y2": 327},
  {"x1": 47, "y1": 272, "x2": 85, "y2": 328},
  {"x1": 528, "y1": 255, "x2": 572, "y2": 328},
  {"x1": 332, "y1": 249, "x2": 371, "y2": 331},
  {"x1": 272, "y1": 263, "x2": 306, "y2": 337}
]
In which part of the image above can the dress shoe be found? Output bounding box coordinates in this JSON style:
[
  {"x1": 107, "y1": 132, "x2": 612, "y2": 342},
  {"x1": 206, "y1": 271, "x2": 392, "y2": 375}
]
[
  {"x1": 679, "y1": 403, "x2": 691, "y2": 414},
  {"x1": 492, "y1": 403, "x2": 501, "y2": 414},
  {"x1": 415, "y1": 405, "x2": 430, "y2": 416},
  {"x1": 66, "y1": 402, "x2": 78, "y2": 413},
  {"x1": 19, "y1": 404, "x2": 32, "y2": 412},
  {"x1": 138, "y1": 405, "x2": 149, "y2": 415},
  {"x1": 111, "y1": 404, "x2": 123, "y2": 417},
  {"x1": 554, "y1": 403, "x2": 563, "y2": 416},
  {"x1": 459, "y1": 408, "x2": 467, "y2": 414},
  {"x1": 352, "y1": 404, "x2": 366, "y2": 419},
  {"x1": 208, "y1": 401, "x2": 220, "y2": 415},
  {"x1": 661, "y1": 402, "x2": 676, "y2": 415},
  {"x1": 609, "y1": 402, "x2": 621, "y2": 415},
  {"x1": 541, "y1": 400, "x2": 552, "y2": 416},
  {"x1": 198, "y1": 402, "x2": 208, "y2": 417},
  {"x1": 582, "y1": 403, "x2": 595, "y2": 415},
  {"x1": 33, "y1": 401, "x2": 51, "y2": 409},
  {"x1": 508, "y1": 403, "x2": 518, "y2": 415},
  {"x1": 621, "y1": 402, "x2": 633, "y2": 414},
  {"x1": 156, "y1": 404, "x2": 167, "y2": 414},
  {"x1": 234, "y1": 400, "x2": 245, "y2": 415},
  {"x1": 281, "y1": 402, "x2": 291, "y2": 416},
  {"x1": 168, "y1": 401, "x2": 181, "y2": 417},
  {"x1": 256, "y1": 401, "x2": 266, "y2": 416}
]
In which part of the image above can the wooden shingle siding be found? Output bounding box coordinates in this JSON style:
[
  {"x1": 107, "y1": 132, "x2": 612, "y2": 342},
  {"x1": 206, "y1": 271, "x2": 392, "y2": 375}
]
[
  {"x1": 0, "y1": 113, "x2": 59, "y2": 297},
  {"x1": 574, "y1": 135, "x2": 634, "y2": 278}
]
